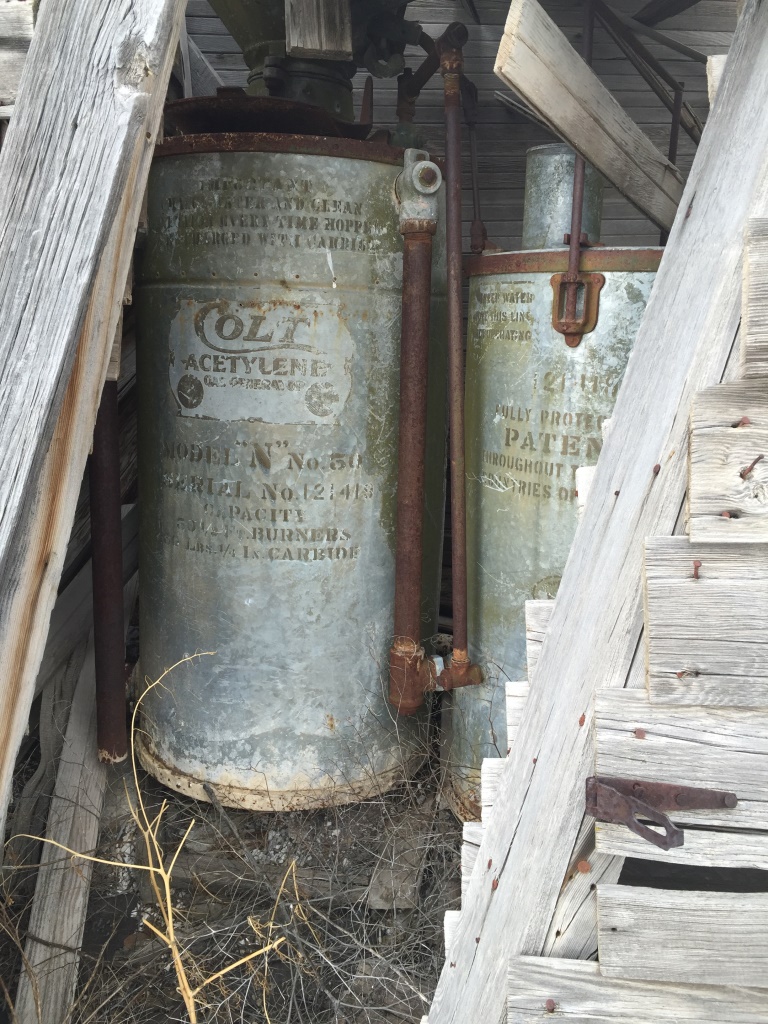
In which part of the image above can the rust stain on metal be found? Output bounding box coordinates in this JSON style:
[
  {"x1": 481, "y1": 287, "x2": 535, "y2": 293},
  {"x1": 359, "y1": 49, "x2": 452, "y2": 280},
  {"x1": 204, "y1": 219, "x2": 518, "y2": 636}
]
[
  {"x1": 465, "y1": 248, "x2": 663, "y2": 278},
  {"x1": 156, "y1": 132, "x2": 407, "y2": 165}
]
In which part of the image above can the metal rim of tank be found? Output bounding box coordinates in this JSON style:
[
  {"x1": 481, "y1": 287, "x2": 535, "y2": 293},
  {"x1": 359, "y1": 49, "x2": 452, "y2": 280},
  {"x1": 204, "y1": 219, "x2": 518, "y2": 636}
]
[
  {"x1": 137, "y1": 736, "x2": 427, "y2": 812},
  {"x1": 464, "y1": 248, "x2": 663, "y2": 277},
  {"x1": 155, "y1": 131, "x2": 409, "y2": 166}
]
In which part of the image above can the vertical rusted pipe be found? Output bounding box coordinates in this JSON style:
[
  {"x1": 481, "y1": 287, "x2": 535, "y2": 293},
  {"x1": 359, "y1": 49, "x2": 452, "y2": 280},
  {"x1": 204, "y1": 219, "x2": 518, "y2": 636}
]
[
  {"x1": 564, "y1": 0, "x2": 595, "y2": 336},
  {"x1": 389, "y1": 231, "x2": 435, "y2": 714},
  {"x1": 438, "y1": 23, "x2": 470, "y2": 666},
  {"x1": 89, "y1": 380, "x2": 127, "y2": 762},
  {"x1": 389, "y1": 150, "x2": 443, "y2": 715}
]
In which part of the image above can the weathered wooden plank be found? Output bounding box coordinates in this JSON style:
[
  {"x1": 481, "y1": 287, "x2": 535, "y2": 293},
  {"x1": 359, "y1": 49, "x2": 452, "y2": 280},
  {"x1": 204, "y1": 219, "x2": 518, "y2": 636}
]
[
  {"x1": 427, "y1": 2, "x2": 768, "y2": 1018},
  {"x1": 494, "y1": 0, "x2": 684, "y2": 229},
  {"x1": 689, "y1": 380, "x2": 768, "y2": 542},
  {"x1": 444, "y1": 910, "x2": 461, "y2": 957},
  {"x1": 541, "y1": 816, "x2": 621, "y2": 959},
  {"x1": 597, "y1": 885, "x2": 768, "y2": 986},
  {"x1": 644, "y1": 536, "x2": 768, "y2": 706},
  {"x1": 742, "y1": 218, "x2": 768, "y2": 377},
  {"x1": 525, "y1": 599, "x2": 553, "y2": 680},
  {"x1": 706, "y1": 52, "x2": 729, "y2": 104},
  {"x1": 0, "y1": 0, "x2": 185, "y2": 841},
  {"x1": 285, "y1": 0, "x2": 352, "y2": 60},
  {"x1": 596, "y1": 689, "x2": 768, "y2": 829},
  {"x1": 596, "y1": 821, "x2": 768, "y2": 868},
  {"x1": 187, "y1": 34, "x2": 222, "y2": 94},
  {"x1": 14, "y1": 575, "x2": 137, "y2": 1022},
  {"x1": 0, "y1": 0, "x2": 33, "y2": 105},
  {"x1": 507, "y1": 956, "x2": 768, "y2": 1022},
  {"x1": 505, "y1": 681, "x2": 530, "y2": 740},
  {"x1": 461, "y1": 822, "x2": 483, "y2": 899}
]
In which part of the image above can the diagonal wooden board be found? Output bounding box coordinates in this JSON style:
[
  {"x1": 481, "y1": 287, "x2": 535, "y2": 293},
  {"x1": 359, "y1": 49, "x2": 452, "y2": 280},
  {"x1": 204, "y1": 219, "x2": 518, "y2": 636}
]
[
  {"x1": 428, "y1": 3, "x2": 768, "y2": 1021},
  {"x1": 494, "y1": 0, "x2": 684, "y2": 230},
  {"x1": 0, "y1": 0, "x2": 186, "y2": 842}
]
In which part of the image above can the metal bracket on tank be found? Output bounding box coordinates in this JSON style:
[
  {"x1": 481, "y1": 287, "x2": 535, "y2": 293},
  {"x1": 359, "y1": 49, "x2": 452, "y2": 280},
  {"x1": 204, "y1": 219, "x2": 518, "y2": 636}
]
[
  {"x1": 395, "y1": 148, "x2": 442, "y2": 234},
  {"x1": 550, "y1": 272, "x2": 605, "y2": 348}
]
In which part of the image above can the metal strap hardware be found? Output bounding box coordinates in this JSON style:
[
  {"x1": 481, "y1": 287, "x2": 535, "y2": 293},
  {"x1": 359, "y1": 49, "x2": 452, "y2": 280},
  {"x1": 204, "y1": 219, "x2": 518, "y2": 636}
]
[
  {"x1": 586, "y1": 776, "x2": 738, "y2": 851},
  {"x1": 550, "y1": 271, "x2": 605, "y2": 347}
]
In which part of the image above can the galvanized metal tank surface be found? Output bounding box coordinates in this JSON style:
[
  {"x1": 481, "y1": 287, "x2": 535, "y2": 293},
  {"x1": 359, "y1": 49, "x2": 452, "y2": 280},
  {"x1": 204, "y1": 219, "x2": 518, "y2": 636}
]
[
  {"x1": 522, "y1": 144, "x2": 603, "y2": 250},
  {"x1": 135, "y1": 134, "x2": 447, "y2": 811},
  {"x1": 442, "y1": 146, "x2": 661, "y2": 817}
]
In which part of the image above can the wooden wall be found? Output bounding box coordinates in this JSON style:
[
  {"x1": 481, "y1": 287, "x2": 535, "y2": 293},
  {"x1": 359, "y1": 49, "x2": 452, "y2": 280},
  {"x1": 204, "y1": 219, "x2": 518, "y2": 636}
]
[{"x1": 185, "y1": 0, "x2": 736, "y2": 250}]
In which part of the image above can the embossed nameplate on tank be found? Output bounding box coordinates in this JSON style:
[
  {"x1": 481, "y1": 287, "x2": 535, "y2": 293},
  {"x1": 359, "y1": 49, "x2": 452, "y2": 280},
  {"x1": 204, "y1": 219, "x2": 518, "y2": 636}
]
[{"x1": 169, "y1": 297, "x2": 353, "y2": 424}]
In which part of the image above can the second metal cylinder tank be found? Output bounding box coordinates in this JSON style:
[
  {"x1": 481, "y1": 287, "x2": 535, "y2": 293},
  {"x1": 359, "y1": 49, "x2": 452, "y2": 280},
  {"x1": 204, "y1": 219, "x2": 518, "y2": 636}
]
[
  {"x1": 442, "y1": 145, "x2": 661, "y2": 819},
  {"x1": 135, "y1": 134, "x2": 447, "y2": 811}
]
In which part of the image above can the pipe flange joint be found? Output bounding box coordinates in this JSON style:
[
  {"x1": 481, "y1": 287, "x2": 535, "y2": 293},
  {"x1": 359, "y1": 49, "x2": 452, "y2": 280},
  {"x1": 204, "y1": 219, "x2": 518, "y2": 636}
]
[{"x1": 396, "y1": 148, "x2": 442, "y2": 234}]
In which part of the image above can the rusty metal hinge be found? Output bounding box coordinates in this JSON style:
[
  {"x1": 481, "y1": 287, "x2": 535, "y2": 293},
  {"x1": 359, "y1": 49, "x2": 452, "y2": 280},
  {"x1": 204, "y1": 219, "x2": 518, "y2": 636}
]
[{"x1": 586, "y1": 776, "x2": 738, "y2": 851}]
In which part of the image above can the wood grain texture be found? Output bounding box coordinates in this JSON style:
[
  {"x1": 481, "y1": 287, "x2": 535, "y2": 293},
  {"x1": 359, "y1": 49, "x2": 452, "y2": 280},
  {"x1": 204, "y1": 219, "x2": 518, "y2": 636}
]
[
  {"x1": 597, "y1": 885, "x2": 768, "y2": 986},
  {"x1": 595, "y1": 820, "x2": 768, "y2": 868},
  {"x1": 741, "y1": 218, "x2": 768, "y2": 377},
  {"x1": 689, "y1": 380, "x2": 768, "y2": 541},
  {"x1": 525, "y1": 599, "x2": 553, "y2": 680},
  {"x1": 0, "y1": 0, "x2": 33, "y2": 105},
  {"x1": 596, "y1": 689, "x2": 768, "y2": 829},
  {"x1": 188, "y1": 35, "x2": 222, "y2": 95},
  {"x1": 285, "y1": 0, "x2": 352, "y2": 60},
  {"x1": 507, "y1": 955, "x2": 768, "y2": 1022},
  {"x1": 644, "y1": 535, "x2": 768, "y2": 705},
  {"x1": 428, "y1": 3, "x2": 766, "y2": 1018},
  {"x1": 505, "y1": 681, "x2": 530, "y2": 740},
  {"x1": 495, "y1": 0, "x2": 684, "y2": 229},
  {"x1": 0, "y1": 0, "x2": 185, "y2": 842}
]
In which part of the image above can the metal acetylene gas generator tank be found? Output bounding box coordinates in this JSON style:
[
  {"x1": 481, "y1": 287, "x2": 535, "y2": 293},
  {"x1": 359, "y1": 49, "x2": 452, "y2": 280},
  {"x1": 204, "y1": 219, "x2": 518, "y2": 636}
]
[
  {"x1": 442, "y1": 144, "x2": 662, "y2": 820},
  {"x1": 135, "y1": 129, "x2": 447, "y2": 811}
]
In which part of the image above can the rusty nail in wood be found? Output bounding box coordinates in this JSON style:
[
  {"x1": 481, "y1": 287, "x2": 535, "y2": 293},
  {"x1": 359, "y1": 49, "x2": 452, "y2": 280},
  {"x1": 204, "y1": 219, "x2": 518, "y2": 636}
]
[
  {"x1": 652, "y1": 463, "x2": 661, "y2": 475},
  {"x1": 693, "y1": 560, "x2": 702, "y2": 579},
  {"x1": 740, "y1": 454, "x2": 764, "y2": 479},
  {"x1": 578, "y1": 713, "x2": 586, "y2": 726},
  {"x1": 487, "y1": 859, "x2": 492, "y2": 869},
  {"x1": 676, "y1": 670, "x2": 685, "y2": 678},
  {"x1": 732, "y1": 416, "x2": 751, "y2": 427},
  {"x1": 491, "y1": 878, "x2": 499, "y2": 890},
  {"x1": 577, "y1": 860, "x2": 591, "y2": 874},
  {"x1": 721, "y1": 511, "x2": 732, "y2": 518},
  {"x1": 475, "y1": 936, "x2": 480, "y2": 943},
  {"x1": 614, "y1": 490, "x2": 620, "y2": 496},
  {"x1": 634, "y1": 728, "x2": 646, "y2": 739},
  {"x1": 545, "y1": 999, "x2": 556, "y2": 1012},
  {"x1": 450, "y1": 962, "x2": 456, "y2": 968}
]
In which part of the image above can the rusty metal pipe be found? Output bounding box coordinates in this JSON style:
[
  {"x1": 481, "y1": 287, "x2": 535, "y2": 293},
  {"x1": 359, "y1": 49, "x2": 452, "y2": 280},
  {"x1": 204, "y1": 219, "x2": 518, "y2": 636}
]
[
  {"x1": 389, "y1": 230, "x2": 434, "y2": 715},
  {"x1": 89, "y1": 380, "x2": 127, "y2": 763},
  {"x1": 563, "y1": 0, "x2": 594, "y2": 345},
  {"x1": 438, "y1": 23, "x2": 472, "y2": 672}
]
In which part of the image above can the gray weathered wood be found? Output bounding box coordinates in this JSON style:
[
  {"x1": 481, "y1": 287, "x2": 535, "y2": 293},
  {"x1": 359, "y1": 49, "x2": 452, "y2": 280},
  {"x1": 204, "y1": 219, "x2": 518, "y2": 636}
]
[
  {"x1": 188, "y1": 35, "x2": 223, "y2": 94},
  {"x1": 689, "y1": 380, "x2": 768, "y2": 541},
  {"x1": 285, "y1": 0, "x2": 352, "y2": 60},
  {"x1": 495, "y1": 0, "x2": 684, "y2": 229},
  {"x1": 507, "y1": 956, "x2": 768, "y2": 1022},
  {"x1": 428, "y1": 3, "x2": 768, "y2": 1018},
  {"x1": 0, "y1": 0, "x2": 185, "y2": 842},
  {"x1": 644, "y1": 535, "x2": 768, "y2": 705},
  {"x1": 525, "y1": 599, "x2": 553, "y2": 680},
  {"x1": 596, "y1": 820, "x2": 768, "y2": 868},
  {"x1": 0, "y1": 0, "x2": 33, "y2": 105},
  {"x1": 741, "y1": 218, "x2": 768, "y2": 377},
  {"x1": 706, "y1": 52, "x2": 728, "y2": 104},
  {"x1": 597, "y1": 885, "x2": 768, "y2": 986},
  {"x1": 14, "y1": 575, "x2": 138, "y2": 1023},
  {"x1": 505, "y1": 681, "x2": 530, "y2": 740},
  {"x1": 596, "y1": 689, "x2": 768, "y2": 829}
]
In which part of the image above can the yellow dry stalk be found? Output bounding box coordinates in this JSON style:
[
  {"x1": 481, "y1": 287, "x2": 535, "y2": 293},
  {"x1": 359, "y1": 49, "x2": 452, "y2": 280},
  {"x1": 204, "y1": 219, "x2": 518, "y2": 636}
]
[{"x1": 9, "y1": 653, "x2": 286, "y2": 1024}]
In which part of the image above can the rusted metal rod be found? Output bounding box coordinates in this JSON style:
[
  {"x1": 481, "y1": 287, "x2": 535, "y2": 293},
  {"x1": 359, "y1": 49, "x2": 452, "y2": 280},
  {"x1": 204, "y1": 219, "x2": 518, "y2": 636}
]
[
  {"x1": 562, "y1": 0, "x2": 594, "y2": 345},
  {"x1": 89, "y1": 379, "x2": 127, "y2": 763},
  {"x1": 389, "y1": 230, "x2": 435, "y2": 714},
  {"x1": 439, "y1": 23, "x2": 470, "y2": 669}
]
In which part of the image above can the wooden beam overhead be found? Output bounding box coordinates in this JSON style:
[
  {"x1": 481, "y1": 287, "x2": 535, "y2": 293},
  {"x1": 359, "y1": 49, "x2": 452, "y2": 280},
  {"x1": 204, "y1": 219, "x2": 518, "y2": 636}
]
[
  {"x1": 494, "y1": 0, "x2": 684, "y2": 230},
  {"x1": 634, "y1": 0, "x2": 702, "y2": 27}
]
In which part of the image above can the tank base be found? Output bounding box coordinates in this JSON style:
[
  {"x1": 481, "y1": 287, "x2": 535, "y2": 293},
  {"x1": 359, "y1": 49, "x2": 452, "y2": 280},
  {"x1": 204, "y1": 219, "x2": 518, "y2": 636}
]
[
  {"x1": 442, "y1": 773, "x2": 482, "y2": 823},
  {"x1": 137, "y1": 737, "x2": 426, "y2": 813}
]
